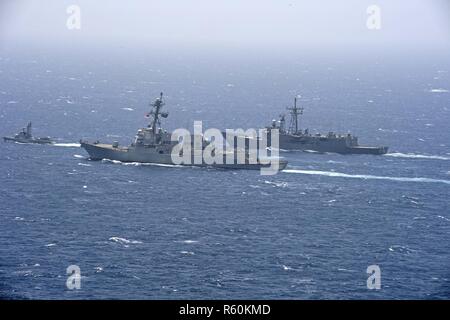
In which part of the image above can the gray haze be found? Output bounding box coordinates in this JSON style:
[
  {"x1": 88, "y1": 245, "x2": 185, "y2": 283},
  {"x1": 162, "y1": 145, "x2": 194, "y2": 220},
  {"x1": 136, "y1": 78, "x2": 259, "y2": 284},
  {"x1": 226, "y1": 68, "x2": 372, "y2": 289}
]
[{"x1": 1, "y1": 0, "x2": 449, "y2": 53}]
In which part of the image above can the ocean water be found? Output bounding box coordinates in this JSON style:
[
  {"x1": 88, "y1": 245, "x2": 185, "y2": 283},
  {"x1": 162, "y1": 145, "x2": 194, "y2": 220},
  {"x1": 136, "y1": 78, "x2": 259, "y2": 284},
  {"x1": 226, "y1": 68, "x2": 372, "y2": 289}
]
[{"x1": 0, "y1": 49, "x2": 449, "y2": 299}]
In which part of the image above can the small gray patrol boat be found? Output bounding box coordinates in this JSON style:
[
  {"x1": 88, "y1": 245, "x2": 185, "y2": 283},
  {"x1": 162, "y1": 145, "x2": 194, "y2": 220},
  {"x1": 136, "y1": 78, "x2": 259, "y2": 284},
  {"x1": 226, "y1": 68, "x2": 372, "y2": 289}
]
[
  {"x1": 80, "y1": 93, "x2": 287, "y2": 171},
  {"x1": 266, "y1": 97, "x2": 388, "y2": 155},
  {"x1": 3, "y1": 122, "x2": 53, "y2": 144}
]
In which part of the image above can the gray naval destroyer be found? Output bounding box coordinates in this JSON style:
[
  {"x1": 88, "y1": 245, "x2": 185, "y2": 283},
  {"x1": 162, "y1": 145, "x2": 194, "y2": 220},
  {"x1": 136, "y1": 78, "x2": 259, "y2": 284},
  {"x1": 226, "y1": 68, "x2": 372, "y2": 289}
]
[
  {"x1": 266, "y1": 97, "x2": 388, "y2": 155},
  {"x1": 3, "y1": 122, "x2": 53, "y2": 144},
  {"x1": 80, "y1": 93, "x2": 287, "y2": 171}
]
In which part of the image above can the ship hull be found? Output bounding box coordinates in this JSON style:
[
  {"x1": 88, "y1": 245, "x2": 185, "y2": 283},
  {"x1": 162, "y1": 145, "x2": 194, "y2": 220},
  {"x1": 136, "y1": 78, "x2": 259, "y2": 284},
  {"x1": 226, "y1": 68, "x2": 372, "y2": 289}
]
[
  {"x1": 344, "y1": 146, "x2": 388, "y2": 155},
  {"x1": 276, "y1": 134, "x2": 388, "y2": 155},
  {"x1": 81, "y1": 142, "x2": 287, "y2": 171},
  {"x1": 3, "y1": 137, "x2": 53, "y2": 144}
]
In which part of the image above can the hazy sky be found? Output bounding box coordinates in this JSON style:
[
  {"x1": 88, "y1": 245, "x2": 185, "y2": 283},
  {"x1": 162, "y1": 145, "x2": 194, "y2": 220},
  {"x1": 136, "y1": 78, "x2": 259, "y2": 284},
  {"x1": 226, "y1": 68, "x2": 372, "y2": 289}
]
[{"x1": 1, "y1": 0, "x2": 449, "y2": 52}]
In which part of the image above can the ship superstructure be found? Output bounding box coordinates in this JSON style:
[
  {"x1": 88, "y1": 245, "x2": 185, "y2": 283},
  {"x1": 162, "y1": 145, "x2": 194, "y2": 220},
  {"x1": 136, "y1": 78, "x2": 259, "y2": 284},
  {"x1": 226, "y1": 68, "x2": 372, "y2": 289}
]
[{"x1": 81, "y1": 93, "x2": 287, "y2": 171}]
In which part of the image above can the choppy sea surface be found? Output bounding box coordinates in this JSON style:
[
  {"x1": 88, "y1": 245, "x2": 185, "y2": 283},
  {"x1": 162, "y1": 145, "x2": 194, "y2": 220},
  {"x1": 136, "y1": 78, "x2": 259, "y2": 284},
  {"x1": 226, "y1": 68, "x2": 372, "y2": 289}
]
[{"x1": 0, "y1": 49, "x2": 449, "y2": 299}]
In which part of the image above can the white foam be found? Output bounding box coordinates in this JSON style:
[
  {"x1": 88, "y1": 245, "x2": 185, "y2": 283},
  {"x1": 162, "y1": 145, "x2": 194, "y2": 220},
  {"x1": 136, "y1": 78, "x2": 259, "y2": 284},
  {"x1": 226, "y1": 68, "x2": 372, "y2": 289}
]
[
  {"x1": 176, "y1": 240, "x2": 199, "y2": 244},
  {"x1": 388, "y1": 245, "x2": 414, "y2": 254},
  {"x1": 429, "y1": 88, "x2": 449, "y2": 93},
  {"x1": 337, "y1": 268, "x2": 355, "y2": 272},
  {"x1": 283, "y1": 169, "x2": 450, "y2": 185},
  {"x1": 95, "y1": 267, "x2": 104, "y2": 273},
  {"x1": 378, "y1": 128, "x2": 399, "y2": 133},
  {"x1": 102, "y1": 159, "x2": 122, "y2": 165},
  {"x1": 77, "y1": 162, "x2": 91, "y2": 167},
  {"x1": 128, "y1": 162, "x2": 181, "y2": 168},
  {"x1": 385, "y1": 152, "x2": 449, "y2": 160},
  {"x1": 102, "y1": 158, "x2": 183, "y2": 168},
  {"x1": 264, "y1": 180, "x2": 288, "y2": 188},
  {"x1": 327, "y1": 160, "x2": 346, "y2": 164},
  {"x1": 109, "y1": 237, "x2": 142, "y2": 245},
  {"x1": 45, "y1": 243, "x2": 57, "y2": 247},
  {"x1": 53, "y1": 143, "x2": 81, "y2": 148}
]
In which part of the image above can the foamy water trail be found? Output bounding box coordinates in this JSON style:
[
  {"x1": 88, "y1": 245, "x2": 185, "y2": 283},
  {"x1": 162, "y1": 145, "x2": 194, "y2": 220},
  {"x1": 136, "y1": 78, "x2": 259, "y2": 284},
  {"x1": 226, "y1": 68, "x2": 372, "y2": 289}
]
[
  {"x1": 283, "y1": 169, "x2": 450, "y2": 185},
  {"x1": 304, "y1": 149, "x2": 319, "y2": 153},
  {"x1": 101, "y1": 158, "x2": 183, "y2": 168},
  {"x1": 126, "y1": 162, "x2": 183, "y2": 168},
  {"x1": 53, "y1": 143, "x2": 81, "y2": 148},
  {"x1": 385, "y1": 153, "x2": 449, "y2": 161}
]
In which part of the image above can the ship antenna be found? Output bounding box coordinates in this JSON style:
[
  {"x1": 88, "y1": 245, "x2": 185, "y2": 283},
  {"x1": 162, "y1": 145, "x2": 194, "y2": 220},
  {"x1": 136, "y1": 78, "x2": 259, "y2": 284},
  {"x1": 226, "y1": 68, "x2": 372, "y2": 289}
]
[
  {"x1": 149, "y1": 92, "x2": 165, "y2": 134},
  {"x1": 294, "y1": 97, "x2": 298, "y2": 133},
  {"x1": 287, "y1": 95, "x2": 303, "y2": 134},
  {"x1": 26, "y1": 121, "x2": 32, "y2": 137}
]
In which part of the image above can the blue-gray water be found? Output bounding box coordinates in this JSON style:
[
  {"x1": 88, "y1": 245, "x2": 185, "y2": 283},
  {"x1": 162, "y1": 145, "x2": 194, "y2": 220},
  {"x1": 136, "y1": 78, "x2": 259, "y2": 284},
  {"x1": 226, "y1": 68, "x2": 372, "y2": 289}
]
[{"x1": 0, "y1": 49, "x2": 449, "y2": 299}]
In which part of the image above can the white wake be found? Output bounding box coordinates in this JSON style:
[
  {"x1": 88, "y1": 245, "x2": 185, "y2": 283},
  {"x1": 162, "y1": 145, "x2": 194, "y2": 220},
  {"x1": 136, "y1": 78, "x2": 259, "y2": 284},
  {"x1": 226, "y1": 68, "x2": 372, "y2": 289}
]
[
  {"x1": 53, "y1": 143, "x2": 81, "y2": 148},
  {"x1": 101, "y1": 158, "x2": 183, "y2": 168},
  {"x1": 385, "y1": 153, "x2": 449, "y2": 161},
  {"x1": 283, "y1": 169, "x2": 450, "y2": 185}
]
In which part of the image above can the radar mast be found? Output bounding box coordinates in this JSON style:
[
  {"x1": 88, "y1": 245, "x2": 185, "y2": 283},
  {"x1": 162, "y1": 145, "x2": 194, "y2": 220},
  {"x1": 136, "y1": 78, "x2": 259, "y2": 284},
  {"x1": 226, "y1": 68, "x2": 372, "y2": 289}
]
[
  {"x1": 147, "y1": 92, "x2": 168, "y2": 134},
  {"x1": 287, "y1": 95, "x2": 303, "y2": 134}
]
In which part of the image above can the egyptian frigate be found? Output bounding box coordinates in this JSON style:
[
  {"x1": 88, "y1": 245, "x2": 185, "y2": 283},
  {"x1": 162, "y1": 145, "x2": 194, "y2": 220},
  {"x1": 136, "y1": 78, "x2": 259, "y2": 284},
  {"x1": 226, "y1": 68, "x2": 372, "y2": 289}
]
[
  {"x1": 3, "y1": 122, "x2": 53, "y2": 144},
  {"x1": 266, "y1": 97, "x2": 388, "y2": 155}
]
